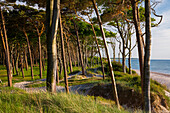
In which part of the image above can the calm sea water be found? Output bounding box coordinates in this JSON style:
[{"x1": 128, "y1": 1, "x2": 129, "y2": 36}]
[{"x1": 115, "y1": 58, "x2": 170, "y2": 74}]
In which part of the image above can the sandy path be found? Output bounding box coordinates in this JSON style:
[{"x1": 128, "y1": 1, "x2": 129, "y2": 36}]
[{"x1": 134, "y1": 70, "x2": 170, "y2": 90}]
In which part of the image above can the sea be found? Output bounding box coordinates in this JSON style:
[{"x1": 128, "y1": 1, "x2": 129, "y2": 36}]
[{"x1": 115, "y1": 58, "x2": 170, "y2": 75}]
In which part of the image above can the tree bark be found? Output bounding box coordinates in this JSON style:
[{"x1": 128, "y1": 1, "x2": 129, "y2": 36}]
[
  {"x1": 144, "y1": 0, "x2": 151, "y2": 112},
  {"x1": 56, "y1": 42, "x2": 59, "y2": 84},
  {"x1": 73, "y1": 20, "x2": 85, "y2": 75},
  {"x1": 38, "y1": 35, "x2": 42, "y2": 78},
  {"x1": 46, "y1": 0, "x2": 60, "y2": 92},
  {"x1": 92, "y1": 0, "x2": 120, "y2": 109},
  {"x1": 91, "y1": 25, "x2": 105, "y2": 79},
  {"x1": 131, "y1": 0, "x2": 144, "y2": 92},
  {"x1": 64, "y1": 33, "x2": 73, "y2": 72},
  {"x1": 23, "y1": 28, "x2": 34, "y2": 79},
  {"x1": 59, "y1": 13, "x2": 69, "y2": 93},
  {"x1": 24, "y1": 49, "x2": 28, "y2": 71},
  {"x1": 20, "y1": 52, "x2": 25, "y2": 78},
  {"x1": 0, "y1": 7, "x2": 12, "y2": 87}
]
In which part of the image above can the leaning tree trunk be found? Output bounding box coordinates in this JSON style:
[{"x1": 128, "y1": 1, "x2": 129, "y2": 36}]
[
  {"x1": 128, "y1": 39, "x2": 132, "y2": 75},
  {"x1": 24, "y1": 49, "x2": 28, "y2": 71},
  {"x1": 91, "y1": 25, "x2": 105, "y2": 80},
  {"x1": 73, "y1": 20, "x2": 85, "y2": 75},
  {"x1": 56, "y1": 42, "x2": 59, "y2": 84},
  {"x1": 92, "y1": 0, "x2": 120, "y2": 109},
  {"x1": 0, "y1": 7, "x2": 12, "y2": 87},
  {"x1": 23, "y1": 28, "x2": 34, "y2": 79},
  {"x1": 131, "y1": 0, "x2": 144, "y2": 93},
  {"x1": 64, "y1": 34, "x2": 73, "y2": 72},
  {"x1": 122, "y1": 39, "x2": 126, "y2": 73},
  {"x1": 144, "y1": 0, "x2": 151, "y2": 112},
  {"x1": 46, "y1": 0, "x2": 60, "y2": 92},
  {"x1": 59, "y1": 13, "x2": 69, "y2": 93},
  {"x1": 38, "y1": 35, "x2": 43, "y2": 78},
  {"x1": 20, "y1": 52, "x2": 25, "y2": 78}
]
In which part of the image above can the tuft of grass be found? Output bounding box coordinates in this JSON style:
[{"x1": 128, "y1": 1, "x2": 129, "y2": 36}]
[{"x1": 0, "y1": 87, "x2": 128, "y2": 113}]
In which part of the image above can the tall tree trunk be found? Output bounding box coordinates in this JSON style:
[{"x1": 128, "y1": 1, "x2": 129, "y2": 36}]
[
  {"x1": 73, "y1": 20, "x2": 85, "y2": 75},
  {"x1": 23, "y1": 28, "x2": 34, "y2": 79},
  {"x1": 38, "y1": 35, "x2": 42, "y2": 78},
  {"x1": 0, "y1": 7, "x2": 12, "y2": 87},
  {"x1": 144, "y1": 0, "x2": 151, "y2": 112},
  {"x1": 91, "y1": 45, "x2": 94, "y2": 67},
  {"x1": 46, "y1": 0, "x2": 60, "y2": 92},
  {"x1": 122, "y1": 39, "x2": 126, "y2": 73},
  {"x1": 56, "y1": 42, "x2": 59, "y2": 84},
  {"x1": 24, "y1": 49, "x2": 28, "y2": 71},
  {"x1": 15, "y1": 52, "x2": 19, "y2": 76},
  {"x1": 59, "y1": 13, "x2": 69, "y2": 93},
  {"x1": 131, "y1": 0, "x2": 144, "y2": 93},
  {"x1": 91, "y1": 25, "x2": 105, "y2": 79},
  {"x1": 92, "y1": 0, "x2": 120, "y2": 109},
  {"x1": 128, "y1": 40, "x2": 132, "y2": 75},
  {"x1": 76, "y1": 47, "x2": 79, "y2": 67},
  {"x1": 20, "y1": 52, "x2": 25, "y2": 78},
  {"x1": 64, "y1": 34, "x2": 73, "y2": 72}
]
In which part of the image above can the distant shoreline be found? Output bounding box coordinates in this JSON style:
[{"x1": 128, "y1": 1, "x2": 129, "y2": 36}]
[{"x1": 134, "y1": 69, "x2": 170, "y2": 90}]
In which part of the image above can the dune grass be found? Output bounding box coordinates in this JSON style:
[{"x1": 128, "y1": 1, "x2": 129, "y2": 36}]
[{"x1": 0, "y1": 87, "x2": 128, "y2": 113}]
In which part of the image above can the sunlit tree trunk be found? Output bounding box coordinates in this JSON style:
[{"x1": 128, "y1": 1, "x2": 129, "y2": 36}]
[
  {"x1": 38, "y1": 35, "x2": 42, "y2": 78},
  {"x1": 131, "y1": 0, "x2": 144, "y2": 92},
  {"x1": 59, "y1": 13, "x2": 69, "y2": 93},
  {"x1": 144, "y1": 0, "x2": 151, "y2": 112},
  {"x1": 0, "y1": 7, "x2": 12, "y2": 87},
  {"x1": 91, "y1": 25, "x2": 105, "y2": 79},
  {"x1": 46, "y1": 0, "x2": 60, "y2": 92},
  {"x1": 23, "y1": 28, "x2": 34, "y2": 79},
  {"x1": 92, "y1": 0, "x2": 120, "y2": 109}
]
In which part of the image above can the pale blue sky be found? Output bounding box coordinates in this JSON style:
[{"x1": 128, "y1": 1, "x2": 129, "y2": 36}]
[{"x1": 106, "y1": 0, "x2": 170, "y2": 60}]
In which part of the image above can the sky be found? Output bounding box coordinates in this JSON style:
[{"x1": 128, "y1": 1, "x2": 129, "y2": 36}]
[
  {"x1": 151, "y1": 0, "x2": 170, "y2": 59},
  {"x1": 103, "y1": 0, "x2": 170, "y2": 60}
]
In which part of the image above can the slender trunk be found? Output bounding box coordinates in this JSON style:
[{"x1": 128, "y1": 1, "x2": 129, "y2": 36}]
[
  {"x1": 24, "y1": 49, "x2": 28, "y2": 71},
  {"x1": 128, "y1": 40, "x2": 132, "y2": 75},
  {"x1": 73, "y1": 20, "x2": 85, "y2": 75},
  {"x1": 12, "y1": 56, "x2": 15, "y2": 74},
  {"x1": 118, "y1": 42, "x2": 121, "y2": 63},
  {"x1": 23, "y1": 28, "x2": 34, "y2": 79},
  {"x1": 56, "y1": 42, "x2": 59, "y2": 84},
  {"x1": 15, "y1": 53, "x2": 19, "y2": 76},
  {"x1": 76, "y1": 47, "x2": 79, "y2": 67},
  {"x1": 131, "y1": 0, "x2": 144, "y2": 93},
  {"x1": 59, "y1": 13, "x2": 69, "y2": 93},
  {"x1": 92, "y1": 0, "x2": 120, "y2": 108},
  {"x1": 144, "y1": 0, "x2": 151, "y2": 112},
  {"x1": 122, "y1": 39, "x2": 126, "y2": 73},
  {"x1": 38, "y1": 35, "x2": 42, "y2": 78},
  {"x1": 46, "y1": 0, "x2": 60, "y2": 92},
  {"x1": 0, "y1": 7, "x2": 12, "y2": 87},
  {"x1": 113, "y1": 45, "x2": 116, "y2": 61},
  {"x1": 91, "y1": 46, "x2": 94, "y2": 67},
  {"x1": 64, "y1": 34, "x2": 73, "y2": 72},
  {"x1": 91, "y1": 25, "x2": 105, "y2": 79},
  {"x1": 20, "y1": 53, "x2": 25, "y2": 78}
]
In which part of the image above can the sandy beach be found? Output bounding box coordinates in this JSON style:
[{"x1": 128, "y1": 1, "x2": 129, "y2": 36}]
[{"x1": 134, "y1": 70, "x2": 170, "y2": 90}]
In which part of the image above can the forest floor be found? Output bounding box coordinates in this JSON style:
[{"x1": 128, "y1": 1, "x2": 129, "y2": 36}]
[{"x1": 14, "y1": 69, "x2": 170, "y2": 94}]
